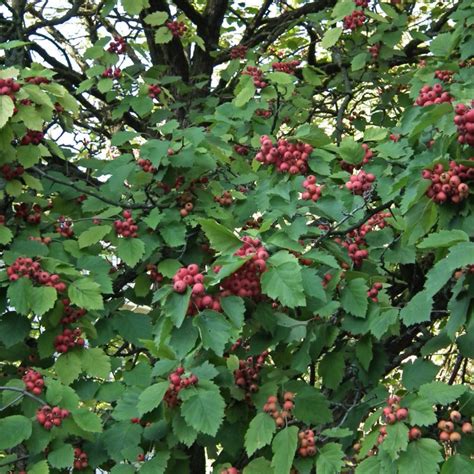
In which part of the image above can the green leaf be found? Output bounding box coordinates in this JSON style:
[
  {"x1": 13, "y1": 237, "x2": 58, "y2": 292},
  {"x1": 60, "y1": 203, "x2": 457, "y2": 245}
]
[
  {"x1": 235, "y1": 75, "x2": 256, "y2": 108},
  {"x1": 402, "y1": 359, "x2": 439, "y2": 391},
  {"x1": 245, "y1": 412, "x2": 276, "y2": 456},
  {"x1": 81, "y1": 347, "x2": 111, "y2": 379},
  {"x1": 73, "y1": 408, "x2": 103, "y2": 432},
  {"x1": 112, "y1": 311, "x2": 153, "y2": 345},
  {"x1": 0, "y1": 312, "x2": 31, "y2": 348},
  {"x1": 221, "y1": 296, "x2": 245, "y2": 328},
  {"x1": 332, "y1": 0, "x2": 355, "y2": 19},
  {"x1": 48, "y1": 443, "x2": 74, "y2": 469},
  {"x1": 417, "y1": 230, "x2": 468, "y2": 249},
  {"x1": 193, "y1": 310, "x2": 233, "y2": 356},
  {"x1": 364, "y1": 127, "x2": 388, "y2": 141},
  {"x1": 441, "y1": 455, "x2": 474, "y2": 474},
  {"x1": 144, "y1": 11, "x2": 168, "y2": 26},
  {"x1": 29, "y1": 285, "x2": 57, "y2": 315},
  {"x1": 293, "y1": 387, "x2": 332, "y2": 424},
  {"x1": 137, "y1": 381, "x2": 169, "y2": 416},
  {"x1": 407, "y1": 396, "x2": 437, "y2": 427},
  {"x1": 68, "y1": 278, "x2": 103, "y2": 310},
  {"x1": 140, "y1": 451, "x2": 170, "y2": 474},
  {"x1": 104, "y1": 421, "x2": 142, "y2": 461},
  {"x1": 418, "y1": 381, "x2": 466, "y2": 405},
  {"x1": 352, "y1": 53, "x2": 368, "y2": 71},
  {"x1": 319, "y1": 351, "x2": 344, "y2": 390},
  {"x1": 0, "y1": 95, "x2": 15, "y2": 128},
  {"x1": 0, "y1": 225, "x2": 13, "y2": 244},
  {"x1": 261, "y1": 251, "x2": 305, "y2": 308},
  {"x1": 154, "y1": 26, "x2": 173, "y2": 44},
  {"x1": 198, "y1": 219, "x2": 242, "y2": 253},
  {"x1": 78, "y1": 225, "x2": 111, "y2": 248},
  {"x1": 356, "y1": 336, "x2": 373, "y2": 371},
  {"x1": 55, "y1": 351, "x2": 82, "y2": 385},
  {"x1": 7, "y1": 278, "x2": 33, "y2": 315},
  {"x1": 380, "y1": 423, "x2": 409, "y2": 460},
  {"x1": 180, "y1": 385, "x2": 225, "y2": 436},
  {"x1": 163, "y1": 289, "x2": 191, "y2": 328},
  {"x1": 28, "y1": 460, "x2": 49, "y2": 474},
  {"x1": 0, "y1": 415, "x2": 32, "y2": 449},
  {"x1": 271, "y1": 426, "x2": 298, "y2": 474},
  {"x1": 400, "y1": 291, "x2": 432, "y2": 326},
  {"x1": 243, "y1": 457, "x2": 274, "y2": 474},
  {"x1": 121, "y1": 0, "x2": 148, "y2": 16},
  {"x1": 321, "y1": 27, "x2": 342, "y2": 49},
  {"x1": 397, "y1": 439, "x2": 443, "y2": 474},
  {"x1": 341, "y1": 279, "x2": 368, "y2": 318},
  {"x1": 172, "y1": 414, "x2": 198, "y2": 447},
  {"x1": 315, "y1": 442, "x2": 345, "y2": 474},
  {"x1": 117, "y1": 238, "x2": 145, "y2": 267}
]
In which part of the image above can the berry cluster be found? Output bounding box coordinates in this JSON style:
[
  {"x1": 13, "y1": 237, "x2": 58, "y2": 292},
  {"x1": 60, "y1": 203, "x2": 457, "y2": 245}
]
[
  {"x1": 137, "y1": 158, "x2": 156, "y2": 173},
  {"x1": 214, "y1": 191, "x2": 233, "y2": 206},
  {"x1": 1, "y1": 163, "x2": 24, "y2": 181},
  {"x1": 26, "y1": 76, "x2": 50, "y2": 85},
  {"x1": 172, "y1": 264, "x2": 204, "y2": 294},
  {"x1": 54, "y1": 327, "x2": 85, "y2": 353},
  {"x1": 355, "y1": 0, "x2": 369, "y2": 6},
  {"x1": 102, "y1": 67, "x2": 121, "y2": 79},
  {"x1": 146, "y1": 264, "x2": 164, "y2": 283},
  {"x1": 21, "y1": 130, "x2": 44, "y2": 145},
  {"x1": 298, "y1": 429, "x2": 317, "y2": 458},
  {"x1": 56, "y1": 216, "x2": 74, "y2": 238},
  {"x1": 454, "y1": 103, "x2": 474, "y2": 146},
  {"x1": 335, "y1": 211, "x2": 391, "y2": 266},
  {"x1": 367, "y1": 282, "x2": 383, "y2": 302},
  {"x1": 408, "y1": 427, "x2": 422, "y2": 441},
  {"x1": 108, "y1": 36, "x2": 126, "y2": 54},
  {"x1": 61, "y1": 299, "x2": 86, "y2": 325},
  {"x1": 7, "y1": 257, "x2": 67, "y2": 292},
  {"x1": 382, "y1": 395, "x2": 408, "y2": 425},
  {"x1": 242, "y1": 66, "x2": 267, "y2": 89},
  {"x1": 234, "y1": 144, "x2": 249, "y2": 156},
  {"x1": 166, "y1": 21, "x2": 187, "y2": 37},
  {"x1": 322, "y1": 272, "x2": 332, "y2": 288},
  {"x1": 414, "y1": 84, "x2": 452, "y2": 106},
  {"x1": 434, "y1": 70, "x2": 454, "y2": 82},
  {"x1": 345, "y1": 170, "x2": 376, "y2": 195},
  {"x1": 36, "y1": 405, "x2": 70, "y2": 430},
  {"x1": 272, "y1": 60, "x2": 300, "y2": 74},
  {"x1": 301, "y1": 175, "x2": 322, "y2": 202},
  {"x1": 0, "y1": 78, "x2": 21, "y2": 98},
  {"x1": 438, "y1": 411, "x2": 472, "y2": 443},
  {"x1": 255, "y1": 136, "x2": 313, "y2": 175},
  {"x1": 263, "y1": 392, "x2": 295, "y2": 428},
  {"x1": 114, "y1": 210, "x2": 138, "y2": 238},
  {"x1": 255, "y1": 108, "x2": 272, "y2": 118},
  {"x1": 179, "y1": 202, "x2": 194, "y2": 217},
  {"x1": 188, "y1": 291, "x2": 221, "y2": 315},
  {"x1": 230, "y1": 45, "x2": 247, "y2": 60},
  {"x1": 22, "y1": 369, "x2": 44, "y2": 396},
  {"x1": 220, "y1": 468, "x2": 239, "y2": 474},
  {"x1": 341, "y1": 144, "x2": 374, "y2": 172},
  {"x1": 389, "y1": 133, "x2": 400, "y2": 142},
  {"x1": 422, "y1": 161, "x2": 473, "y2": 204},
  {"x1": 29, "y1": 236, "x2": 51, "y2": 245},
  {"x1": 148, "y1": 84, "x2": 161, "y2": 99},
  {"x1": 164, "y1": 367, "x2": 198, "y2": 408},
  {"x1": 454, "y1": 264, "x2": 474, "y2": 280},
  {"x1": 14, "y1": 203, "x2": 42, "y2": 224},
  {"x1": 369, "y1": 43, "x2": 380, "y2": 60},
  {"x1": 233, "y1": 351, "x2": 269, "y2": 399},
  {"x1": 73, "y1": 448, "x2": 89, "y2": 471},
  {"x1": 219, "y1": 237, "x2": 269, "y2": 299},
  {"x1": 343, "y1": 10, "x2": 366, "y2": 30}
]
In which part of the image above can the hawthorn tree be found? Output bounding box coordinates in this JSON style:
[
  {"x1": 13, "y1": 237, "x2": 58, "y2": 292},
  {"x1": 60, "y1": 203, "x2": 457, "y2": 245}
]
[{"x1": 0, "y1": 0, "x2": 473, "y2": 473}]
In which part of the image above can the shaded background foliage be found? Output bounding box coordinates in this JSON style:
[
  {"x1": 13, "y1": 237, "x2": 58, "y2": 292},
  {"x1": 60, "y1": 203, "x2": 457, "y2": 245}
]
[{"x1": 0, "y1": 0, "x2": 473, "y2": 473}]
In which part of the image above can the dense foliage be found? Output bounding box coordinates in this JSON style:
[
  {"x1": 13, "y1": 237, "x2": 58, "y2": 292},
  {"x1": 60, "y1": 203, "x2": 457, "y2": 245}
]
[{"x1": 0, "y1": 0, "x2": 473, "y2": 473}]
